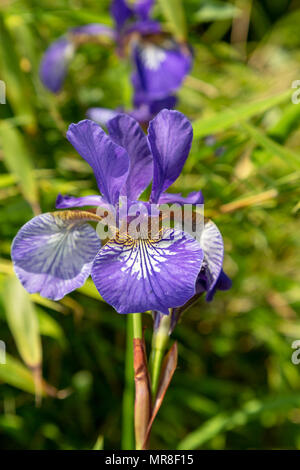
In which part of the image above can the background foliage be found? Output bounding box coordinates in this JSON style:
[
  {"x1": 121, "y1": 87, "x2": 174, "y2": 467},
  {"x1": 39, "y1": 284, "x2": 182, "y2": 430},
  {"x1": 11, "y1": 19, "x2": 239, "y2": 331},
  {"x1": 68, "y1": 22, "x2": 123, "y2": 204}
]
[{"x1": 0, "y1": 0, "x2": 300, "y2": 450}]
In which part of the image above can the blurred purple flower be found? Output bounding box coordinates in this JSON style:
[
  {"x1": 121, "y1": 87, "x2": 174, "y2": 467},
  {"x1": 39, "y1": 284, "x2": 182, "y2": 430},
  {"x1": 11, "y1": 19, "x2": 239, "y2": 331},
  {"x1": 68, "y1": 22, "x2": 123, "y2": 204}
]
[
  {"x1": 39, "y1": 0, "x2": 192, "y2": 116},
  {"x1": 11, "y1": 110, "x2": 230, "y2": 315}
]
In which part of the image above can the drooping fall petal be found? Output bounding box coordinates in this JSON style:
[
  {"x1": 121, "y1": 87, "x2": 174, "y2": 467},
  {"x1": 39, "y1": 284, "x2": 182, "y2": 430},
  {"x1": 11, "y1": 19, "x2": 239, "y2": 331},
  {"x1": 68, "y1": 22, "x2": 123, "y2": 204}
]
[
  {"x1": 91, "y1": 229, "x2": 203, "y2": 314},
  {"x1": 11, "y1": 211, "x2": 101, "y2": 300}
]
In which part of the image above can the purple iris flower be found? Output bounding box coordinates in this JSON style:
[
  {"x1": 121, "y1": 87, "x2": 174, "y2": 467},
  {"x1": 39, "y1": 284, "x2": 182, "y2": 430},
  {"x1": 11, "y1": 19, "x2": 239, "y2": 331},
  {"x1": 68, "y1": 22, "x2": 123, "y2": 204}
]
[
  {"x1": 11, "y1": 110, "x2": 230, "y2": 315},
  {"x1": 39, "y1": 0, "x2": 192, "y2": 117}
]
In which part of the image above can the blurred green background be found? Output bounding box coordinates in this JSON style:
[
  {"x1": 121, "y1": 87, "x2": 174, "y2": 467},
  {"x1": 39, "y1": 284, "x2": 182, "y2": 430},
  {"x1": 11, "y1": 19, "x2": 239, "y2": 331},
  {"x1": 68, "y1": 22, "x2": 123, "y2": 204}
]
[{"x1": 0, "y1": 0, "x2": 300, "y2": 450}]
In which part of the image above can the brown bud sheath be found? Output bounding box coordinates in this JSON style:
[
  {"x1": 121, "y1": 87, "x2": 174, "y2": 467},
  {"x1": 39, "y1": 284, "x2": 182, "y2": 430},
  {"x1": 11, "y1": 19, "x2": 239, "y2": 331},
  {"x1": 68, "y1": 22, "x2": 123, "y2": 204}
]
[
  {"x1": 143, "y1": 342, "x2": 178, "y2": 449},
  {"x1": 133, "y1": 338, "x2": 152, "y2": 450}
]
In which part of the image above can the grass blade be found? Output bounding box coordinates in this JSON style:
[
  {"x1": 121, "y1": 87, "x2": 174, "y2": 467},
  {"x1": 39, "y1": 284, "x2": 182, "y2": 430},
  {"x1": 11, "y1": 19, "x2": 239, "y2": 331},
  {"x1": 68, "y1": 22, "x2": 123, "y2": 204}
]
[
  {"x1": 0, "y1": 121, "x2": 39, "y2": 212},
  {"x1": 157, "y1": 0, "x2": 187, "y2": 42},
  {"x1": 2, "y1": 275, "x2": 42, "y2": 369},
  {"x1": 192, "y1": 90, "x2": 292, "y2": 137}
]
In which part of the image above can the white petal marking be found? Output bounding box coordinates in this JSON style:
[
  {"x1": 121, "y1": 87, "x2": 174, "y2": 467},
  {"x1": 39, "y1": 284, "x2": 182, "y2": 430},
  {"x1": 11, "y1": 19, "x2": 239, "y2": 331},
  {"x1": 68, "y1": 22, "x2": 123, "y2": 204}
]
[{"x1": 141, "y1": 45, "x2": 167, "y2": 70}]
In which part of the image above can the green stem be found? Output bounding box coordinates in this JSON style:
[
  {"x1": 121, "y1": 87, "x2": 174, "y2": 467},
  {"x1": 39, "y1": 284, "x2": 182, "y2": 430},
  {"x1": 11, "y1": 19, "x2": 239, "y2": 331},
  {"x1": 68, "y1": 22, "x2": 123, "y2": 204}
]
[
  {"x1": 121, "y1": 316, "x2": 135, "y2": 450},
  {"x1": 132, "y1": 312, "x2": 142, "y2": 339},
  {"x1": 150, "y1": 314, "x2": 171, "y2": 399}
]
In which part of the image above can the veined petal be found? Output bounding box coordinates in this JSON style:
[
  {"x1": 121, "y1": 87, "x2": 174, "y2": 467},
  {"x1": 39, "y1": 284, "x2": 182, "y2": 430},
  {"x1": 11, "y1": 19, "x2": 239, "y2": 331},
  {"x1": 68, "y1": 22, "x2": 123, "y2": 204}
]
[
  {"x1": 11, "y1": 211, "x2": 101, "y2": 301},
  {"x1": 132, "y1": 40, "x2": 192, "y2": 101},
  {"x1": 107, "y1": 114, "x2": 153, "y2": 200},
  {"x1": 56, "y1": 194, "x2": 105, "y2": 209},
  {"x1": 67, "y1": 120, "x2": 129, "y2": 205},
  {"x1": 148, "y1": 109, "x2": 193, "y2": 203},
  {"x1": 199, "y1": 219, "x2": 224, "y2": 300},
  {"x1": 87, "y1": 107, "x2": 119, "y2": 127},
  {"x1": 91, "y1": 229, "x2": 203, "y2": 314},
  {"x1": 159, "y1": 191, "x2": 204, "y2": 205},
  {"x1": 39, "y1": 37, "x2": 74, "y2": 93}
]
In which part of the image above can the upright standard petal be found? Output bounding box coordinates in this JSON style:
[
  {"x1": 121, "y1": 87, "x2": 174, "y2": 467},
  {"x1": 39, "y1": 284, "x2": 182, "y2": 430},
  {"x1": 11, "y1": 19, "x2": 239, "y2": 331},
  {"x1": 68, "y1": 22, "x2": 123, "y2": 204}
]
[
  {"x1": 111, "y1": 0, "x2": 154, "y2": 31},
  {"x1": 198, "y1": 219, "x2": 225, "y2": 300},
  {"x1": 39, "y1": 37, "x2": 74, "y2": 93},
  {"x1": 91, "y1": 229, "x2": 203, "y2": 315},
  {"x1": 134, "y1": 0, "x2": 154, "y2": 19},
  {"x1": 11, "y1": 211, "x2": 101, "y2": 301},
  {"x1": 132, "y1": 41, "x2": 192, "y2": 101},
  {"x1": 56, "y1": 194, "x2": 105, "y2": 209},
  {"x1": 111, "y1": 0, "x2": 133, "y2": 31},
  {"x1": 67, "y1": 120, "x2": 129, "y2": 205},
  {"x1": 107, "y1": 114, "x2": 153, "y2": 200},
  {"x1": 148, "y1": 109, "x2": 193, "y2": 203}
]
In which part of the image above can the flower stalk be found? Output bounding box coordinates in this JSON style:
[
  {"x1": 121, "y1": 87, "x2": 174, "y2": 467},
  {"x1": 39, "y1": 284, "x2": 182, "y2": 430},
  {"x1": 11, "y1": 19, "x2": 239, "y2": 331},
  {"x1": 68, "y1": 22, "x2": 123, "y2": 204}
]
[
  {"x1": 132, "y1": 313, "x2": 151, "y2": 450},
  {"x1": 132, "y1": 312, "x2": 142, "y2": 340}
]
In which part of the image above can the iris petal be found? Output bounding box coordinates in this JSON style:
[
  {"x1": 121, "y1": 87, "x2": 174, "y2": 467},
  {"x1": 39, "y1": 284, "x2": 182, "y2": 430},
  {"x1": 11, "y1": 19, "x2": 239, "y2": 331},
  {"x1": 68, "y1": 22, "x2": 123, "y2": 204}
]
[
  {"x1": 134, "y1": 0, "x2": 155, "y2": 19},
  {"x1": 148, "y1": 109, "x2": 193, "y2": 203},
  {"x1": 87, "y1": 107, "x2": 119, "y2": 127},
  {"x1": 67, "y1": 120, "x2": 129, "y2": 205},
  {"x1": 199, "y1": 220, "x2": 224, "y2": 300},
  {"x1": 133, "y1": 90, "x2": 177, "y2": 118},
  {"x1": 111, "y1": 0, "x2": 154, "y2": 31},
  {"x1": 56, "y1": 194, "x2": 105, "y2": 209},
  {"x1": 128, "y1": 105, "x2": 154, "y2": 124},
  {"x1": 216, "y1": 270, "x2": 232, "y2": 291},
  {"x1": 107, "y1": 114, "x2": 153, "y2": 199},
  {"x1": 39, "y1": 37, "x2": 74, "y2": 93},
  {"x1": 70, "y1": 24, "x2": 115, "y2": 39},
  {"x1": 132, "y1": 41, "x2": 192, "y2": 101},
  {"x1": 111, "y1": 0, "x2": 133, "y2": 31},
  {"x1": 159, "y1": 191, "x2": 204, "y2": 205},
  {"x1": 40, "y1": 25, "x2": 114, "y2": 93},
  {"x1": 91, "y1": 229, "x2": 203, "y2": 314},
  {"x1": 148, "y1": 95, "x2": 177, "y2": 114},
  {"x1": 124, "y1": 19, "x2": 161, "y2": 36},
  {"x1": 11, "y1": 211, "x2": 101, "y2": 301}
]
